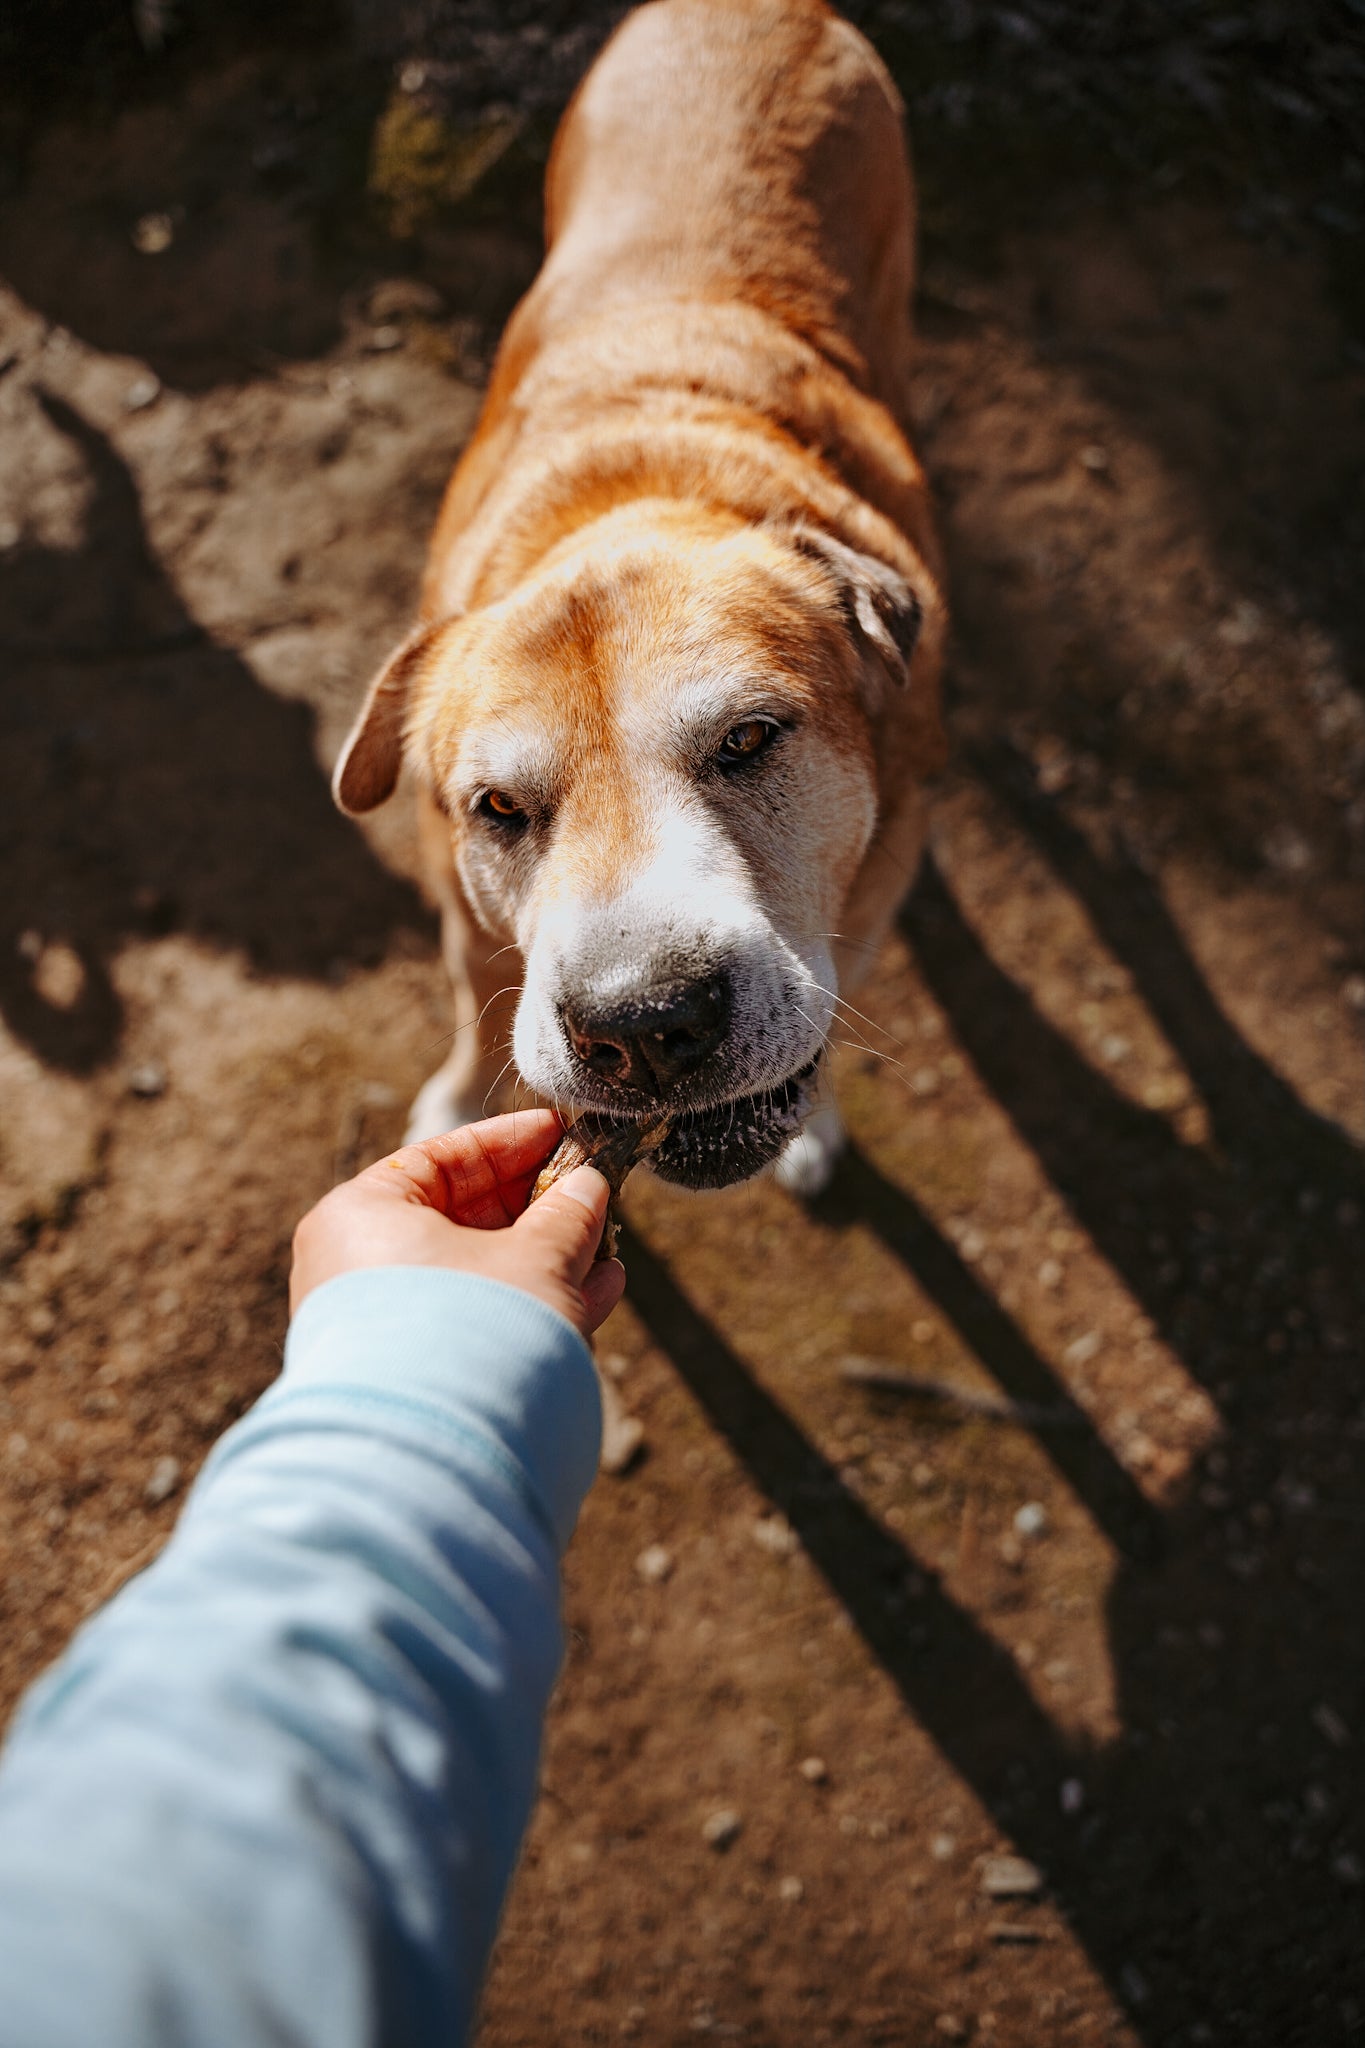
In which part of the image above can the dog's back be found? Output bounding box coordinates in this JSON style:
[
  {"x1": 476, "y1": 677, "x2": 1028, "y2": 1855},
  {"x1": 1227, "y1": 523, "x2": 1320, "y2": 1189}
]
[
  {"x1": 540, "y1": 0, "x2": 915, "y2": 413},
  {"x1": 423, "y1": 0, "x2": 933, "y2": 620}
]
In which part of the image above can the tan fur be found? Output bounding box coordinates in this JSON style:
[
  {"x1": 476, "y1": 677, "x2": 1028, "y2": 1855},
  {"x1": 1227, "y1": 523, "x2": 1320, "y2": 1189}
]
[{"x1": 335, "y1": 0, "x2": 947, "y2": 1147}]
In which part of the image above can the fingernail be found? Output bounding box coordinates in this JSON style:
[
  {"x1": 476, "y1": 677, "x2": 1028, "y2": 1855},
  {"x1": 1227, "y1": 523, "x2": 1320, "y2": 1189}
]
[{"x1": 551, "y1": 1164, "x2": 609, "y2": 1214}]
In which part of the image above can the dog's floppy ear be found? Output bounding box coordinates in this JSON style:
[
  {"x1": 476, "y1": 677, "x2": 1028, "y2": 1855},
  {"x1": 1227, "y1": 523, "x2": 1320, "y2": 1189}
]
[
  {"x1": 788, "y1": 524, "x2": 923, "y2": 686},
  {"x1": 332, "y1": 621, "x2": 444, "y2": 816}
]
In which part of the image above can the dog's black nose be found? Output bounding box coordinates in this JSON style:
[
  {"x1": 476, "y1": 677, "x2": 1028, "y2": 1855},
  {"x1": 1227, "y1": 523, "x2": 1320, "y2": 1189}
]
[{"x1": 563, "y1": 974, "x2": 731, "y2": 1094}]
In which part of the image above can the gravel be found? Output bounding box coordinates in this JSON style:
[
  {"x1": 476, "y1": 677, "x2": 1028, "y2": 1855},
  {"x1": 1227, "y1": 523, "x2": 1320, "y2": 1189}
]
[
  {"x1": 143, "y1": 1454, "x2": 182, "y2": 1506},
  {"x1": 634, "y1": 1543, "x2": 673, "y2": 1584},
  {"x1": 980, "y1": 1853, "x2": 1045, "y2": 1898},
  {"x1": 701, "y1": 1808, "x2": 742, "y2": 1851}
]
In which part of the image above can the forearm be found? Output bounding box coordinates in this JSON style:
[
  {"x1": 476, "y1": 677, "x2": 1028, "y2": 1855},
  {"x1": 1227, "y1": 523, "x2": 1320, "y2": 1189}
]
[{"x1": 0, "y1": 1269, "x2": 601, "y2": 2048}]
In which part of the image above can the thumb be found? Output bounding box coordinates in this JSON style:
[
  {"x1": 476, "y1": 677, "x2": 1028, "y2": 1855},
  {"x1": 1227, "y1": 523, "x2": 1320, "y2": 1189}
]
[{"x1": 511, "y1": 1164, "x2": 611, "y2": 1285}]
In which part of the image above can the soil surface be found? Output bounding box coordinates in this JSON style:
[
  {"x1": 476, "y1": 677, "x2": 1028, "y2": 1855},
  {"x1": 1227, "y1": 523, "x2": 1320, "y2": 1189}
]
[{"x1": 2, "y1": 8, "x2": 1364, "y2": 2047}]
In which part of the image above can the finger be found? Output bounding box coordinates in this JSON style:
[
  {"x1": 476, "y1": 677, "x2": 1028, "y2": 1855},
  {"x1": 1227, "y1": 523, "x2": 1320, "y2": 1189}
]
[
  {"x1": 367, "y1": 1109, "x2": 564, "y2": 1220},
  {"x1": 581, "y1": 1257, "x2": 627, "y2": 1334},
  {"x1": 510, "y1": 1163, "x2": 611, "y2": 1283}
]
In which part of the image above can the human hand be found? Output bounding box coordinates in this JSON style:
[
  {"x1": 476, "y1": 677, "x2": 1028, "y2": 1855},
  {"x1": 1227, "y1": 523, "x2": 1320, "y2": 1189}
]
[{"x1": 290, "y1": 1109, "x2": 626, "y2": 1339}]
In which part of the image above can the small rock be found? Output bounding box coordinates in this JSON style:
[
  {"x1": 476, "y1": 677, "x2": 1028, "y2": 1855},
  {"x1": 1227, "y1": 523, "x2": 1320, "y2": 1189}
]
[
  {"x1": 635, "y1": 1543, "x2": 673, "y2": 1584},
  {"x1": 1013, "y1": 1502, "x2": 1047, "y2": 1540},
  {"x1": 367, "y1": 324, "x2": 404, "y2": 352},
  {"x1": 930, "y1": 1831, "x2": 957, "y2": 1861},
  {"x1": 359, "y1": 1081, "x2": 399, "y2": 1111},
  {"x1": 981, "y1": 1853, "x2": 1045, "y2": 1898},
  {"x1": 934, "y1": 2017, "x2": 967, "y2": 2041},
  {"x1": 122, "y1": 372, "x2": 161, "y2": 413},
  {"x1": 798, "y1": 1755, "x2": 828, "y2": 1784},
  {"x1": 777, "y1": 1875, "x2": 804, "y2": 1902},
  {"x1": 1063, "y1": 1330, "x2": 1101, "y2": 1366},
  {"x1": 989, "y1": 1920, "x2": 1043, "y2": 1944},
  {"x1": 599, "y1": 1378, "x2": 645, "y2": 1475},
  {"x1": 1060, "y1": 1777, "x2": 1085, "y2": 1815},
  {"x1": 1079, "y1": 443, "x2": 1110, "y2": 472},
  {"x1": 128, "y1": 1061, "x2": 168, "y2": 1099},
  {"x1": 1120, "y1": 1963, "x2": 1150, "y2": 2006},
  {"x1": 701, "y1": 1808, "x2": 742, "y2": 1851},
  {"x1": 132, "y1": 211, "x2": 174, "y2": 254},
  {"x1": 1313, "y1": 1703, "x2": 1349, "y2": 1748},
  {"x1": 1036, "y1": 1258, "x2": 1064, "y2": 1290},
  {"x1": 144, "y1": 1454, "x2": 182, "y2": 1506},
  {"x1": 997, "y1": 1534, "x2": 1024, "y2": 1569},
  {"x1": 368, "y1": 278, "x2": 444, "y2": 323},
  {"x1": 1262, "y1": 825, "x2": 1312, "y2": 876},
  {"x1": 752, "y1": 1513, "x2": 798, "y2": 1558}
]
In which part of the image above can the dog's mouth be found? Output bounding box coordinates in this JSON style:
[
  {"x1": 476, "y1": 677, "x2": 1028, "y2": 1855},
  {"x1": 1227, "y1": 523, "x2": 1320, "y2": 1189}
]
[{"x1": 619, "y1": 1056, "x2": 821, "y2": 1191}]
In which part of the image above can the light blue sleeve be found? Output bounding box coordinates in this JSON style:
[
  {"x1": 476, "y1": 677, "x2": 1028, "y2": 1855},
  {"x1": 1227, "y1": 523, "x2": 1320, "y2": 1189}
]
[{"x1": 0, "y1": 1267, "x2": 602, "y2": 2048}]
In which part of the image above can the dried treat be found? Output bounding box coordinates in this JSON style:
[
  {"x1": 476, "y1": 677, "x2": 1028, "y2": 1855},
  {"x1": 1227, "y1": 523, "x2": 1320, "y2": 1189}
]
[{"x1": 530, "y1": 1113, "x2": 671, "y2": 1259}]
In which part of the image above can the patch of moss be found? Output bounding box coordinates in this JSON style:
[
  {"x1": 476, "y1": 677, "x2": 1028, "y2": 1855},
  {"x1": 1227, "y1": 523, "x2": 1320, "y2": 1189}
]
[{"x1": 368, "y1": 92, "x2": 525, "y2": 238}]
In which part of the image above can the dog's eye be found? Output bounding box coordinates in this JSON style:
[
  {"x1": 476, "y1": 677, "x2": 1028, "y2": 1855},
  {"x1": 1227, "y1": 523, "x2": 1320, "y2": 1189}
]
[
  {"x1": 478, "y1": 789, "x2": 528, "y2": 827},
  {"x1": 718, "y1": 719, "x2": 777, "y2": 765}
]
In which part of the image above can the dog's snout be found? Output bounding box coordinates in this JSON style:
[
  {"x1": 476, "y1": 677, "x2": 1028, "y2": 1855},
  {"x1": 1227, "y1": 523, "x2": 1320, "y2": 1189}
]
[{"x1": 563, "y1": 973, "x2": 731, "y2": 1094}]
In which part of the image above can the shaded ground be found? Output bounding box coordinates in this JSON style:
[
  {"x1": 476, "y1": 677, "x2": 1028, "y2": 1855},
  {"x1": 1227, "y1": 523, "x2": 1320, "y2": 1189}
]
[{"x1": 1, "y1": 8, "x2": 1363, "y2": 2046}]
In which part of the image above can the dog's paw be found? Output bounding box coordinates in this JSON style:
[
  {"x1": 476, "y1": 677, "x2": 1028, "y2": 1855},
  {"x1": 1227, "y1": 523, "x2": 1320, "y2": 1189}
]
[
  {"x1": 772, "y1": 1104, "x2": 846, "y2": 1199},
  {"x1": 403, "y1": 1070, "x2": 478, "y2": 1146}
]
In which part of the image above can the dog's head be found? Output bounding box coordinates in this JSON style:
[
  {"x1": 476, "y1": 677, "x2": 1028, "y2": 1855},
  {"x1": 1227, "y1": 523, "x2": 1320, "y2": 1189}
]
[{"x1": 334, "y1": 508, "x2": 942, "y2": 1186}]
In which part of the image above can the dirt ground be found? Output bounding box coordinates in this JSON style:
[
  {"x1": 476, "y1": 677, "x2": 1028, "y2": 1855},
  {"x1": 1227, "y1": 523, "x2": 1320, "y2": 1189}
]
[{"x1": 2, "y1": 8, "x2": 1364, "y2": 2046}]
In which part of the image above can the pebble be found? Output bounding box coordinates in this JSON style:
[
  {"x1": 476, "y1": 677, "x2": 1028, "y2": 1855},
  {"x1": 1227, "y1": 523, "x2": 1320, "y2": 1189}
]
[
  {"x1": 634, "y1": 1543, "x2": 673, "y2": 1584},
  {"x1": 1079, "y1": 443, "x2": 1110, "y2": 472},
  {"x1": 930, "y1": 1832, "x2": 957, "y2": 1861},
  {"x1": 1120, "y1": 1963, "x2": 1150, "y2": 2006},
  {"x1": 368, "y1": 278, "x2": 443, "y2": 323},
  {"x1": 123, "y1": 371, "x2": 162, "y2": 413},
  {"x1": 132, "y1": 211, "x2": 175, "y2": 254},
  {"x1": 1060, "y1": 1777, "x2": 1085, "y2": 1815},
  {"x1": 599, "y1": 1379, "x2": 645, "y2": 1476},
  {"x1": 128, "y1": 1061, "x2": 168, "y2": 1099},
  {"x1": 1313, "y1": 1703, "x2": 1349, "y2": 1748},
  {"x1": 798, "y1": 1755, "x2": 828, "y2": 1784},
  {"x1": 1014, "y1": 1501, "x2": 1047, "y2": 1539},
  {"x1": 701, "y1": 1808, "x2": 742, "y2": 1851},
  {"x1": 980, "y1": 1853, "x2": 1045, "y2": 1898},
  {"x1": 777, "y1": 1875, "x2": 804, "y2": 1902},
  {"x1": 934, "y1": 2017, "x2": 967, "y2": 2041},
  {"x1": 367, "y1": 324, "x2": 404, "y2": 352},
  {"x1": 144, "y1": 1454, "x2": 182, "y2": 1506},
  {"x1": 751, "y1": 1514, "x2": 798, "y2": 1558},
  {"x1": 1036, "y1": 1259, "x2": 1064, "y2": 1290}
]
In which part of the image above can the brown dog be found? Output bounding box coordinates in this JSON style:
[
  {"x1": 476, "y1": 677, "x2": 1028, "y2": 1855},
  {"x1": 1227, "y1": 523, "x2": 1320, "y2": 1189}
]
[{"x1": 334, "y1": 0, "x2": 946, "y2": 1193}]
